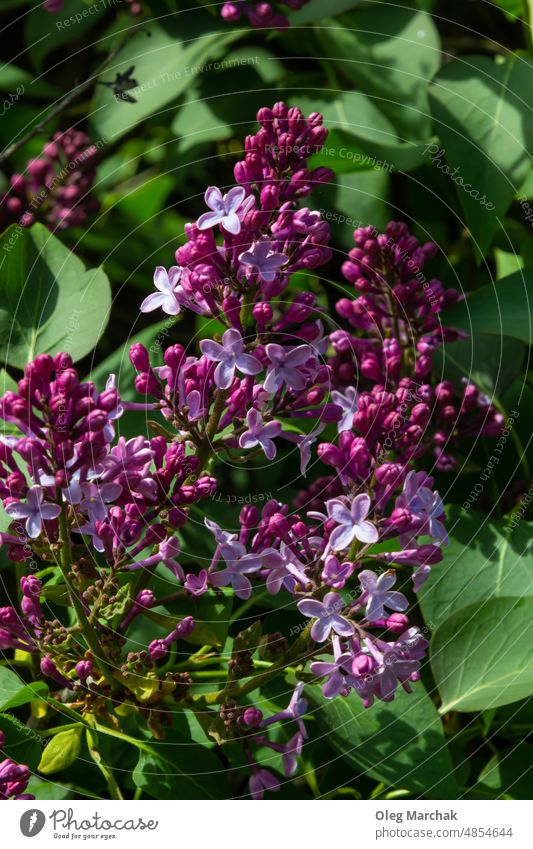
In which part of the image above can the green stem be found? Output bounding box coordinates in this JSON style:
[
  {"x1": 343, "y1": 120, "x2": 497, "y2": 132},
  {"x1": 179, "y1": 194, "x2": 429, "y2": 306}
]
[
  {"x1": 195, "y1": 623, "x2": 313, "y2": 706},
  {"x1": 57, "y1": 500, "x2": 123, "y2": 692},
  {"x1": 86, "y1": 724, "x2": 124, "y2": 800},
  {"x1": 196, "y1": 388, "x2": 230, "y2": 473}
]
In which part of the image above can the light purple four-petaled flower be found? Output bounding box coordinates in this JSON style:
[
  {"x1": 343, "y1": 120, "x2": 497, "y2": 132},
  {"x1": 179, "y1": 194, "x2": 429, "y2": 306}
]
[
  {"x1": 239, "y1": 409, "x2": 282, "y2": 460},
  {"x1": 357, "y1": 569, "x2": 408, "y2": 622},
  {"x1": 325, "y1": 493, "x2": 379, "y2": 552},
  {"x1": 140, "y1": 266, "x2": 186, "y2": 316},
  {"x1": 200, "y1": 328, "x2": 262, "y2": 390},
  {"x1": 210, "y1": 541, "x2": 262, "y2": 600},
  {"x1": 297, "y1": 592, "x2": 355, "y2": 642},
  {"x1": 263, "y1": 343, "x2": 314, "y2": 394},
  {"x1": 239, "y1": 240, "x2": 288, "y2": 283},
  {"x1": 197, "y1": 185, "x2": 246, "y2": 235},
  {"x1": 331, "y1": 387, "x2": 358, "y2": 433},
  {"x1": 5, "y1": 486, "x2": 61, "y2": 539}
]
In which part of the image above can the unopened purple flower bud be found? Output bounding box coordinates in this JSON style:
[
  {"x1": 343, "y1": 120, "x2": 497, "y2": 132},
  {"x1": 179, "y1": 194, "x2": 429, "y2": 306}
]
[
  {"x1": 75, "y1": 660, "x2": 93, "y2": 681},
  {"x1": 130, "y1": 343, "x2": 151, "y2": 372},
  {"x1": 386, "y1": 613, "x2": 409, "y2": 634},
  {"x1": 241, "y1": 707, "x2": 263, "y2": 728}
]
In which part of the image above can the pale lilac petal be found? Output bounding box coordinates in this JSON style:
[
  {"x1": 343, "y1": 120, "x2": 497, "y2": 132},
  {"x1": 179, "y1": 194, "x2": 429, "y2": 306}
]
[
  {"x1": 326, "y1": 499, "x2": 352, "y2": 525},
  {"x1": 224, "y1": 186, "x2": 246, "y2": 212},
  {"x1": 323, "y1": 674, "x2": 344, "y2": 698},
  {"x1": 232, "y1": 572, "x2": 252, "y2": 600},
  {"x1": 235, "y1": 353, "x2": 262, "y2": 375},
  {"x1": 26, "y1": 514, "x2": 42, "y2": 539},
  {"x1": 222, "y1": 211, "x2": 241, "y2": 235},
  {"x1": 204, "y1": 186, "x2": 223, "y2": 210},
  {"x1": 355, "y1": 520, "x2": 379, "y2": 545},
  {"x1": 214, "y1": 360, "x2": 235, "y2": 389},
  {"x1": 329, "y1": 523, "x2": 356, "y2": 551},
  {"x1": 5, "y1": 503, "x2": 32, "y2": 519},
  {"x1": 39, "y1": 504, "x2": 61, "y2": 521},
  {"x1": 239, "y1": 433, "x2": 259, "y2": 450},
  {"x1": 351, "y1": 493, "x2": 371, "y2": 524},
  {"x1": 310, "y1": 618, "x2": 331, "y2": 643},
  {"x1": 200, "y1": 339, "x2": 225, "y2": 361},
  {"x1": 384, "y1": 591, "x2": 409, "y2": 612},
  {"x1": 297, "y1": 598, "x2": 324, "y2": 618},
  {"x1": 153, "y1": 266, "x2": 171, "y2": 292},
  {"x1": 140, "y1": 291, "x2": 166, "y2": 313},
  {"x1": 331, "y1": 614, "x2": 355, "y2": 637},
  {"x1": 197, "y1": 210, "x2": 223, "y2": 230},
  {"x1": 260, "y1": 437, "x2": 276, "y2": 460},
  {"x1": 310, "y1": 662, "x2": 337, "y2": 677}
]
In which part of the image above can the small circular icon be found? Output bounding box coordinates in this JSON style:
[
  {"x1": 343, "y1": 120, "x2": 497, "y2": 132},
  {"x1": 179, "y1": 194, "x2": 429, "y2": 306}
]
[{"x1": 20, "y1": 810, "x2": 46, "y2": 837}]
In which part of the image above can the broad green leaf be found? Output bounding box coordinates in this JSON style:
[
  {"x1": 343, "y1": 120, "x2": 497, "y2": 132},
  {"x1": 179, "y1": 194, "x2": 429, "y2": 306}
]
[
  {"x1": 106, "y1": 173, "x2": 175, "y2": 224},
  {"x1": 0, "y1": 223, "x2": 111, "y2": 368},
  {"x1": 0, "y1": 666, "x2": 48, "y2": 710},
  {"x1": 317, "y1": 8, "x2": 440, "y2": 137},
  {"x1": 429, "y1": 54, "x2": 533, "y2": 260},
  {"x1": 495, "y1": 248, "x2": 525, "y2": 279},
  {"x1": 317, "y1": 169, "x2": 391, "y2": 250},
  {"x1": 298, "y1": 91, "x2": 433, "y2": 174},
  {"x1": 0, "y1": 713, "x2": 42, "y2": 769},
  {"x1": 25, "y1": 0, "x2": 107, "y2": 71},
  {"x1": 289, "y1": 0, "x2": 364, "y2": 24},
  {"x1": 38, "y1": 726, "x2": 83, "y2": 775},
  {"x1": 0, "y1": 66, "x2": 59, "y2": 99},
  {"x1": 308, "y1": 682, "x2": 458, "y2": 798},
  {"x1": 432, "y1": 596, "x2": 533, "y2": 713},
  {"x1": 420, "y1": 508, "x2": 533, "y2": 630},
  {"x1": 474, "y1": 744, "x2": 533, "y2": 799},
  {"x1": 443, "y1": 267, "x2": 533, "y2": 344},
  {"x1": 432, "y1": 333, "x2": 525, "y2": 398},
  {"x1": 132, "y1": 740, "x2": 228, "y2": 799},
  {"x1": 172, "y1": 95, "x2": 234, "y2": 152},
  {"x1": 91, "y1": 18, "x2": 240, "y2": 142}
]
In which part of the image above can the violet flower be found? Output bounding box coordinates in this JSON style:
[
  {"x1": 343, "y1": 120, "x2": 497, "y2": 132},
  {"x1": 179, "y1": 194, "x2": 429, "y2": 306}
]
[
  {"x1": 249, "y1": 768, "x2": 280, "y2": 800},
  {"x1": 326, "y1": 493, "x2": 378, "y2": 552},
  {"x1": 331, "y1": 387, "x2": 358, "y2": 432},
  {"x1": 239, "y1": 409, "x2": 282, "y2": 460},
  {"x1": 357, "y1": 569, "x2": 408, "y2": 622},
  {"x1": 197, "y1": 185, "x2": 246, "y2": 235},
  {"x1": 263, "y1": 343, "x2": 314, "y2": 394},
  {"x1": 140, "y1": 266, "x2": 185, "y2": 316},
  {"x1": 239, "y1": 240, "x2": 288, "y2": 282},
  {"x1": 200, "y1": 328, "x2": 262, "y2": 390},
  {"x1": 297, "y1": 592, "x2": 354, "y2": 642},
  {"x1": 5, "y1": 486, "x2": 61, "y2": 539},
  {"x1": 210, "y1": 541, "x2": 262, "y2": 599},
  {"x1": 184, "y1": 570, "x2": 208, "y2": 597},
  {"x1": 311, "y1": 636, "x2": 359, "y2": 698}
]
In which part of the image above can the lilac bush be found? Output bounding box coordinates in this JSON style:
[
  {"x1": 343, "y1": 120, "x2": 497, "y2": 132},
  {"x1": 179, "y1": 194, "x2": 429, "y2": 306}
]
[{"x1": 0, "y1": 103, "x2": 504, "y2": 798}]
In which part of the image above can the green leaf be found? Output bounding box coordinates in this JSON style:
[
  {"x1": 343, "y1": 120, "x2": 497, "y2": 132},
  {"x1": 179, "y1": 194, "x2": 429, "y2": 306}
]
[
  {"x1": 289, "y1": 0, "x2": 364, "y2": 24},
  {"x1": 0, "y1": 713, "x2": 42, "y2": 769},
  {"x1": 443, "y1": 267, "x2": 533, "y2": 344},
  {"x1": 90, "y1": 17, "x2": 240, "y2": 142},
  {"x1": 25, "y1": 0, "x2": 107, "y2": 71},
  {"x1": 420, "y1": 508, "x2": 533, "y2": 630},
  {"x1": 318, "y1": 7, "x2": 440, "y2": 138},
  {"x1": 432, "y1": 597, "x2": 533, "y2": 713},
  {"x1": 0, "y1": 666, "x2": 47, "y2": 710},
  {"x1": 429, "y1": 54, "x2": 533, "y2": 260},
  {"x1": 132, "y1": 740, "x2": 227, "y2": 799},
  {"x1": 0, "y1": 223, "x2": 111, "y2": 368},
  {"x1": 432, "y1": 333, "x2": 525, "y2": 398},
  {"x1": 308, "y1": 682, "x2": 458, "y2": 798},
  {"x1": 474, "y1": 743, "x2": 533, "y2": 799},
  {"x1": 38, "y1": 726, "x2": 83, "y2": 775}
]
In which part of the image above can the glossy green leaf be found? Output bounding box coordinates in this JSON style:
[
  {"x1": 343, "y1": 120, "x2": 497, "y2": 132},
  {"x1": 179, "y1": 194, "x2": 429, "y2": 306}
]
[
  {"x1": 443, "y1": 267, "x2": 533, "y2": 344},
  {"x1": 432, "y1": 597, "x2": 533, "y2": 712},
  {"x1": 132, "y1": 740, "x2": 228, "y2": 799},
  {"x1": 0, "y1": 666, "x2": 47, "y2": 710},
  {"x1": 420, "y1": 508, "x2": 533, "y2": 630},
  {"x1": 0, "y1": 223, "x2": 111, "y2": 368},
  {"x1": 318, "y1": 8, "x2": 440, "y2": 137},
  {"x1": 308, "y1": 682, "x2": 458, "y2": 798},
  {"x1": 91, "y1": 18, "x2": 240, "y2": 142},
  {"x1": 38, "y1": 726, "x2": 83, "y2": 775},
  {"x1": 0, "y1": 713, "x2": 42, "y2": 769},
  {"x1": 474, "y1": 743, "x2": 533, "y2": 799},
  {"x1": 429, "y1": 54, "x2": 533, "y2": 260}
]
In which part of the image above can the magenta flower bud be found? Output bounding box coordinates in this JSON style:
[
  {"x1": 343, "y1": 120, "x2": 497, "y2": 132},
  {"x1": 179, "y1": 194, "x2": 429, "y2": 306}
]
[
  {"x1": 352, "y1": 654, "x2": 375, "y2": 676},
  {"x1": 435, "y1": 381, "x2": 455, "y2": 405},
  {"x1": 75, "y1": 660, "x2": 93, "y2": 681},
  {"x1": 390, "y1": 507, "x2": 413, "y2": 532},
  {"x1": 20, "y1": 575, "x2": 41, "y2": 597},
  {"x1": 320, "y1": 403, "x2": 343, "y2": 423},
  {"x1": 195, "y1": 476, "x2": 217, "y2": 497},
  {"x1": 317, "y1": 442, "x2": 343, "y2": 467},
  {"x1": 241, "y1": 707, "x2": 263, "y2": 728},
  {"x1": 129, "y1": 343, "x2": 150, "y2": 372},
  {"x1": 148, "y1": 639, "x2": 168, "y2": 661},
  {"x1": 167, "y1": 507, "x2": 188, "y2": 528},
  {"x1": 240, "y1": 505, "x2": 259, "y2": 529},
  {"x1": 221, "y1": 1, "x2": 241, "y2": 20},
  {"x1": 268, "y1": 512, "x2": 290, "y2": 538},
  {"x1": 386, "y1": 613, "x2": 409, "y2": 634},
  {"x1": 174, "y1": 615, "x2": 195, "y2": 639},
  {"x1": 164, "y1": 344, "x2": 186, "y2": 370},
  {"x1": 252, "y1": 302, "x2": 273, "y2": 329},
  {"x1": 40, "y1": 656, "x2": 71, "y2": 688}
]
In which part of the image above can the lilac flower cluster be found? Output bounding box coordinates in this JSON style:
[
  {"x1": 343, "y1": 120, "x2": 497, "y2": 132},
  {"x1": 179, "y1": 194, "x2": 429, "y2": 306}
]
[
  {"x1": 0, "y1": 732, "x2": 33, "y2": 801},
  {"x1": 0, "y1": 129, "x2": 99, "y2": 231},
  {"x1": 0, "y1": 103, "x2": 502, "y2": 798}
]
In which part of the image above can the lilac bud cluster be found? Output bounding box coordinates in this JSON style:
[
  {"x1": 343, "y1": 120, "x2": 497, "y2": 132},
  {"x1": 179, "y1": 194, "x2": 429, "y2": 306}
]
[{"x1": 0, "y1": 129, "x2": 99, "y2": 231}]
